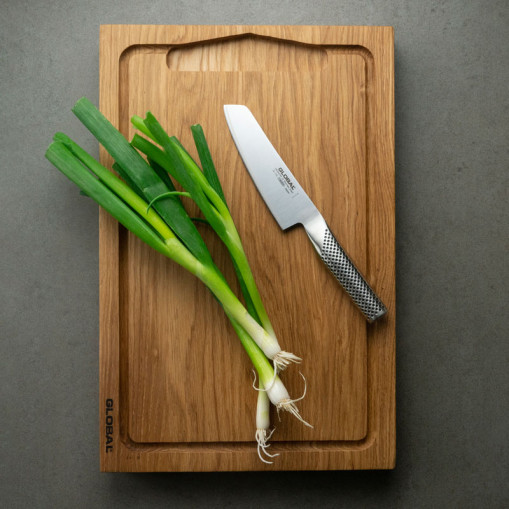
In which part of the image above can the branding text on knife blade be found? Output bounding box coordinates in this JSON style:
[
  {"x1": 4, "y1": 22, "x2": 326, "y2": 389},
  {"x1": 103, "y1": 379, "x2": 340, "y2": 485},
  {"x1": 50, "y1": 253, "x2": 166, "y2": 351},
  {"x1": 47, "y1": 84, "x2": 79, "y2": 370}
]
[{"x1": 273, "y1": 167, "x2": 296, "y2": 194}]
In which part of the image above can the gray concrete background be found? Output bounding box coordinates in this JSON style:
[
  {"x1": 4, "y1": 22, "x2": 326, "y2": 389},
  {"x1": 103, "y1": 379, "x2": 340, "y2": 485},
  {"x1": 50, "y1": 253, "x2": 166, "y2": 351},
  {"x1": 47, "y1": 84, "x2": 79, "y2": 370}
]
[{"x1": 1, "y1": 0, "x2": 508, "y2": 507}]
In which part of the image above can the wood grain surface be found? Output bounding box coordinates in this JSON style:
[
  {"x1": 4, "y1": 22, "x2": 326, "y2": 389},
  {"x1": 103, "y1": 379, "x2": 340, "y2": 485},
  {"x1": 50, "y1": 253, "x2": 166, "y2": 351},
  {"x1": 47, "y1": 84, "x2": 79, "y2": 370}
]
[{"x1": 99, "y1": 25, "x2": 395, "y2": 471}]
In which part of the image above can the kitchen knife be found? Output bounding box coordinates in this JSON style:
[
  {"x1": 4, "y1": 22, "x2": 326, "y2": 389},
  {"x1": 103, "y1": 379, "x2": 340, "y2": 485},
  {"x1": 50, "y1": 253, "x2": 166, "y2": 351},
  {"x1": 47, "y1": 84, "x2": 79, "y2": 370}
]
[{"x1": 224, "y1": 105, "x2": 387, "y2": 323}]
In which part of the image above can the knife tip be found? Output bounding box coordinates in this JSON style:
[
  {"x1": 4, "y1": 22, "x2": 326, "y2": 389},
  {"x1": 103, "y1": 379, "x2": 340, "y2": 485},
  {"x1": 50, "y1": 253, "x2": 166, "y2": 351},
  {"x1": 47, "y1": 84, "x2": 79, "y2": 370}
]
[{"x1": 224, "y1": 104, "x2": 248, "y2": 113}]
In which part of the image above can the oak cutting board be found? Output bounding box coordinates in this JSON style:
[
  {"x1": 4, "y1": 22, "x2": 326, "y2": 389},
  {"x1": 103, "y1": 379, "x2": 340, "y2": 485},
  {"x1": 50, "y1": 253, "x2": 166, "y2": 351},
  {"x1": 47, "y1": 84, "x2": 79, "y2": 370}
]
[{"x1": 98, "y1": 25, "x2": 395, "y2": 471}]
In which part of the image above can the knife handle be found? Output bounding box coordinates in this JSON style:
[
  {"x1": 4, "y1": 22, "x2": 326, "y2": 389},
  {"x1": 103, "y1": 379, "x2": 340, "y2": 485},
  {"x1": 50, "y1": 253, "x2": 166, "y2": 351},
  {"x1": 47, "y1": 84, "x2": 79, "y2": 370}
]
[{"x1": 303, "y1": 215, "x2": 387, "y2": 323}]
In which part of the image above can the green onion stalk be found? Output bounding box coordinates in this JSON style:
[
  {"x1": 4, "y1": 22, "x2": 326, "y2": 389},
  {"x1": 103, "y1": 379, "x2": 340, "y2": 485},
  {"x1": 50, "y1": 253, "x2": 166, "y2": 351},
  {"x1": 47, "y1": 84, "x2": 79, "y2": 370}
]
[
  {"x1": 129, "y1": 115, "x2": 300, "y2": 373},
  {"x1": 255, "y1": 385, "x2": 279, "y2": 464},
  {"x1": 45, "y1": 98, "x2": 311, "y2": 451}
]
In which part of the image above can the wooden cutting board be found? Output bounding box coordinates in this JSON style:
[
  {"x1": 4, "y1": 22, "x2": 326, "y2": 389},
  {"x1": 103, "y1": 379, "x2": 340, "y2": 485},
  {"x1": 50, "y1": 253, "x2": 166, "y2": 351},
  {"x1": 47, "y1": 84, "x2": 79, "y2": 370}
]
[{"x1": 98, "y1": 25, "x2": 395, "y2": 471}]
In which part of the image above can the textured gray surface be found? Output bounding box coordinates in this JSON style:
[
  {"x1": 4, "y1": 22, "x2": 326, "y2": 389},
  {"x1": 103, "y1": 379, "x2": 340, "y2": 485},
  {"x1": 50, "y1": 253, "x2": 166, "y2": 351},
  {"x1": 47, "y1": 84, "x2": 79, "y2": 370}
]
[{"x1": 1, "y1": 0, "x2": 508, "y2": 507}]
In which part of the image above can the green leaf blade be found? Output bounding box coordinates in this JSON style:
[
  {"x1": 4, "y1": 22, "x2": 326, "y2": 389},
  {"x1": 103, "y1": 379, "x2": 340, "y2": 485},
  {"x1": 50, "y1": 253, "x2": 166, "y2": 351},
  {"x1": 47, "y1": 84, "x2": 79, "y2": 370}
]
[
  {"x1": 71, "y1": 97, "x2": 214, "y2": 267},
  {"x1": 133, "y1": 121, "x2": 228, "y2": 240},
  {"x1": 45, "y1": 142, "x2": 171, "y2": 258},
  {"x1": 191, "y1": 124, "x2": 227, "y2": 206}
]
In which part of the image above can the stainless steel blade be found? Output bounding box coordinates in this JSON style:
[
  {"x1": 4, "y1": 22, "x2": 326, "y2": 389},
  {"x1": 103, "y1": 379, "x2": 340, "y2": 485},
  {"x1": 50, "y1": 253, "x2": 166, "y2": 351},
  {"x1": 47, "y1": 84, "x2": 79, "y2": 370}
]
[{"x1": 224, "y1": 105, "x2": 320, "y2": 230}]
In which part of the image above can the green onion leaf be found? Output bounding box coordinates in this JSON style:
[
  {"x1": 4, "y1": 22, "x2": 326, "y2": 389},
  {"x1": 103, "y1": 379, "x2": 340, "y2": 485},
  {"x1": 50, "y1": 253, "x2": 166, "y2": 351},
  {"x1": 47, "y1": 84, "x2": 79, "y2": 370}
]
[
  {"x1": 132, "y1": 133, "x2": 224, "y2": 235},
  {"x1": 112, "y1": 162, "x2": 144, "y2": 199},
  {"x1": 191, "y1": 124, "x2": 227, "y2": 206},
  {"x1": 147, "y1": 157, "x2": 178, "y2": 193},
  {"x1": 45, "y1": 142, "x2": 171, "y2": 257},
  {"x1": 189, "y1": 124, "x2": 261, "y2": 323},
  {"x1": 146, "y1": 191, "x2": 191, "y2": 213},
  {"x1": 131, "y1": 115, "x2": 158, "y2": 142},
  {"x1": 53, "y1": 132, "x2": 175, "y2": 242},
  {"x1": 71, "y1": 97, "x2": 213, "y2": 266}
]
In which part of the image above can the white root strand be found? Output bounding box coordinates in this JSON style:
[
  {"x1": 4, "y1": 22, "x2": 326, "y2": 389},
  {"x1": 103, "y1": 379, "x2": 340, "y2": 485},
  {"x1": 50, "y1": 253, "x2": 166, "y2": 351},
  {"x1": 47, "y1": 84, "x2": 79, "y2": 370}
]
[
  {"x1": 255, "y1": 429, "x2": 279, "y2": 464},
  {"x1": 251, "y1": 369, "x2": 277, "y2": 393},
  {"x1": 272, "y1": 350, "x2": 302, "y2": 373},
  {"x1": 275, "y1": 372, "x2": 313, "y2": 428}
]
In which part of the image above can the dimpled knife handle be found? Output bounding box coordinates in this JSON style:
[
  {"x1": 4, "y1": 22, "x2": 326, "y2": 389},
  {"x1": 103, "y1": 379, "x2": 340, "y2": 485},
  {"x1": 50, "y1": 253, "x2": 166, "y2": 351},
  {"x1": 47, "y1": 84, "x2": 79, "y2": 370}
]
[
  {"x1": 303, "y1": 214, "x2": 387, "y2": 322},
  {"x1": 320, "y1": 227, "x2": 387, "y2": 322}
]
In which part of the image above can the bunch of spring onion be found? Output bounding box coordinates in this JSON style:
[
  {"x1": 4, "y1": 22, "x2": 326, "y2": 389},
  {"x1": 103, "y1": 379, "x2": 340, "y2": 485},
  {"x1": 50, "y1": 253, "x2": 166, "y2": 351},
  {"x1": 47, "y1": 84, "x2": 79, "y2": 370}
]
[{"x1": 45, "y1": 97, "x2": 311, "y2": 463}]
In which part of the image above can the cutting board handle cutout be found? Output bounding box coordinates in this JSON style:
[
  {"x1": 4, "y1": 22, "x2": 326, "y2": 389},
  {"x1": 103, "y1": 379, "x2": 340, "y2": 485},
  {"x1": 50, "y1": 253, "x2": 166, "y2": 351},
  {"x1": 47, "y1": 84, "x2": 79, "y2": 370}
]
[{"x1": 166, "y1": 33, "x2": 328, "y2": 72}]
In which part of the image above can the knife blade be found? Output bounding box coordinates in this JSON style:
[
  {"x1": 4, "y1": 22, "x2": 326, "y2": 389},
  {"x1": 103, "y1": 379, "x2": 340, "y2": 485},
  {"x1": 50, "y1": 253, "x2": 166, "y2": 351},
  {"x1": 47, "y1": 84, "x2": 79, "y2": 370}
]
[{"x1": 224, "y1": 104, "x2": 387, "y2": 322}]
